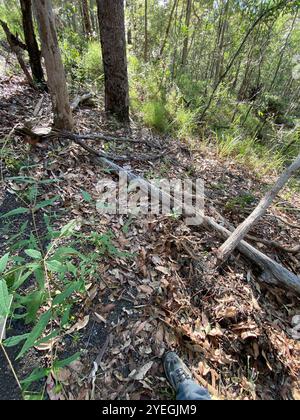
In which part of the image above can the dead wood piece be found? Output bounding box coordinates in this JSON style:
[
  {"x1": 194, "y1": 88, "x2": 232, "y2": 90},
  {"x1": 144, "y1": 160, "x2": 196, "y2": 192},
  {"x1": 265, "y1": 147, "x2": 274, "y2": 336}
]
[
  {"x1": 246, "y1": 235, "x2": 300, "y2": 255},
  {"x1": 271, "y1": 214, "x2": 300, "y2": 230},
  {"x1": 216, "y1": 153, "x2": 300, "y2": 263},
  {"x1": 13, "y1": 125, "x2": 300, "y2": 294},
  {"x1": 89, "y1": 156, "x2": 300, "y2": 295},
  {"x1": 64, "y1": 131, "x2": 151, "y2": 146},
  {"x1": 70, "y1": 93, "x2": 93, "y2": 111},
  {"x1": 71, "y1": 136, "x2": 164, "y2": 162}
]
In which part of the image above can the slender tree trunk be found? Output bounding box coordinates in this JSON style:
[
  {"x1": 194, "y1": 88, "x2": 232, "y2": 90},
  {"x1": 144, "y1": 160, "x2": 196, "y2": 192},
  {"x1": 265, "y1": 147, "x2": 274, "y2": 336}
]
[
  {"x1": 199, "y1": 0, "x2": 287, "y2": 122},
  {"x1": 33, "y1": 0, "x2": 73, "y2": 130},
  {"x1": 19, "y1": 0, "x2": 46, "y2": 89},
  {"x1": 144, "y1": 0, "x2": 148, "y2": 61},
  {"x1": 97, "y1": 0, "x2": 129, "y2": 122},
  {"x1": 181, "y1": 0, "x2": 192, "y2": 66},
  {"x1": 214, "y1": 0, "x2": 229, "y2": 86},
  {"x1": 81, "y1": 0, "x2": 92, "y2": 37},
  {"x1": 159, "y1": 0, "x2": 178, "y2": 59},
  {"x1": 269, "y1": 11, "x2": 298, "y2": 91}
]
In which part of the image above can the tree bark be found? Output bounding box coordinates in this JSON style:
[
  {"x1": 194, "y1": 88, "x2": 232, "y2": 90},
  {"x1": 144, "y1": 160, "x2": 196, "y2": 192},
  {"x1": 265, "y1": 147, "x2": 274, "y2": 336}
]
[
  {"x1": 33, "y1": 0, "x2": 73, "y2": 130},
  {"x1": 81, "y1": 0, "x2": 93, "y2": 37},
  {"x1": 159, "y1": 0, "x2": 178, "y2": 59},
  {"x1": 144, "y1": 0, "x2": 148, "y2": 61},
  {"x1": 20, "y1": 0, "x2": 46, "y2": 88},
  {"x1": 97, "y1": 0, "x2": 129, "y2": 122},
  {"x1": 217, "y1": 153, "x2": 300, "y2": 263},
  {"x1": 181, "y1": 0, "x2": 192, "y2": 66}
]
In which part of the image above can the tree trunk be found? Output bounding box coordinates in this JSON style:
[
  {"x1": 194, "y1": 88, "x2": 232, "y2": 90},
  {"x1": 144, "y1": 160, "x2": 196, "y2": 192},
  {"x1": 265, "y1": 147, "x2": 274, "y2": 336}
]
[
  {"x1": 97, "y1": 0, "x2": 129, "y2": 122},
  {"x1": 181, "y1": 0, "x2": 192, "y2": 66},
  {"x1": 81, "y1": 0, "x2": 92, "y2": 37},
  {"x1": 159, "y1": 0, "x2": 178, "y2": 59},
  {"x1": 144, "y1": 0, "x2": 148, "y2": 61},
  {"x1": 20, "y1": 0, "x2": 46, "y2": 89},
  {"x1": 33, "y1": 0, "x2": 73, "y2": 130}
]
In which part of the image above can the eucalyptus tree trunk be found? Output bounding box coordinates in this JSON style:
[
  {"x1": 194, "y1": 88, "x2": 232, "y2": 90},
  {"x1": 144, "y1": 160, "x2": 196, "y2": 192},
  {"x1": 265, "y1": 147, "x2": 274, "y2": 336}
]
[
  {"x1": 181, "y1": 0, "x2": 192, "y2": 66},
  {"x1": 81, "y1": 0, "x2": 92, "y2": 37},
  {"x1": 20, "y1": 0, "x2": 46, "y2": 89},
  {"x1": 213, "y1": 0, "x2": 230, "y2": 86},
  {"x1": 159, "y1": 0, "x2": 178, "y2": 59},
  {"x1": 144, "y1": 0, "x2": 148, "y2": 61},
  {"x1": 97, "y1": 0, "x2": 129, "y2": 122},
  {"x1": 33, "y1": 0, "x2": 73, "y2": 130}
]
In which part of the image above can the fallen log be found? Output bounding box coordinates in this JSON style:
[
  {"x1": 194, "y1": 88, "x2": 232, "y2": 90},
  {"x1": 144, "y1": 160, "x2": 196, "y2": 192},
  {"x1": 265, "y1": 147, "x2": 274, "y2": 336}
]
[
  {"x1": 83, "y1": 151, "x2": 300, "y2": 296},
  {"x1": 216, "y1": 153, "x2": 300, "y2": 264},
  {"x1": 15, "y1": 126, "x2": 152, "y2": 147},
  {"x1": 245, "y1": 235, "x2": 300, "y2": 255}
]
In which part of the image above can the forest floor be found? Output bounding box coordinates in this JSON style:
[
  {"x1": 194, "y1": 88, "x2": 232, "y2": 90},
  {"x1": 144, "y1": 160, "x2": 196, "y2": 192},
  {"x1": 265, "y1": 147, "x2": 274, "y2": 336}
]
[{"x1": 0, "y1": 74, "x2": 300, "y2": 400}]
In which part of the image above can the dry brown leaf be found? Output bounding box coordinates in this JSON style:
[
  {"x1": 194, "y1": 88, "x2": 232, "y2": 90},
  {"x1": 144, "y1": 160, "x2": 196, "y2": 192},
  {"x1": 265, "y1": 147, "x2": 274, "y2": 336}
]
[
  {"x1": 53, "y1": 368, "x2": 71, "y2": 384},
  {"x1": 155, "y1": 266, "x2": 170, "y2": 275},
  {"x1": 66, "y1": 315, "x2": 90, "y2": 334},
  {"x1": 138, "y1": 284, "x2": 153, "y2": 295},
  {"x1": 69, "y1": 360, "x2": 85, "y2": 373}
]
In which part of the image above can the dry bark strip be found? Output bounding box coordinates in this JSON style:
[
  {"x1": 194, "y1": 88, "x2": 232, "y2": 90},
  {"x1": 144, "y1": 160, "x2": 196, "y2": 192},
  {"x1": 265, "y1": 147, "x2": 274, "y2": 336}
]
[{"x1": 217, "y1": 153, "x2": 300, "y2": 263}]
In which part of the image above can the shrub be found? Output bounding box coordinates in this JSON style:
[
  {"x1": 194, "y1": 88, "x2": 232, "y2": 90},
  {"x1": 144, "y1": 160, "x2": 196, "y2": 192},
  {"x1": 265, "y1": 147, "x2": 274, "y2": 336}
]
[
  {"x1": 142, "y1": 100, "x2": 170, "y2": 133},
  {"x1": 79, "y1": 41, "x2": 103, "y2": 84}
]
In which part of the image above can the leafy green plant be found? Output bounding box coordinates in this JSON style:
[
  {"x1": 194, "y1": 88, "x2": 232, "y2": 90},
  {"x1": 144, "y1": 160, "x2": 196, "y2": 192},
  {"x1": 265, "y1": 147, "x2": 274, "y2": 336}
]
[
  {"x1": 79, "y1": 41, "x2": 104, "y2": 84},
  {"x1": 142, "y1": 100, "x2": 170, "y2": 133},
  {"x1": 226, "y1": 193, "x2": 256, "y2": 211}
]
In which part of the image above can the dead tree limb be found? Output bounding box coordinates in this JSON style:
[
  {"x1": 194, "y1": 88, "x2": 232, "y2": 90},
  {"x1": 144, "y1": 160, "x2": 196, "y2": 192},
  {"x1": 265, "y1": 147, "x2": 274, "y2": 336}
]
[
  {"x1": 270, "y1": 214, "x2": 300, "y2": 230},
  {"x1": 203, "y1": 216, "x2": 300, "y2": 295},
  {"x1": 216, "y1": 154, "x2": 300, "y2": 264},
  {"x1": 71, "y1": 136, "x2": 164, "y2": 162},
  {"x1": 79, "y1": 152, "x2": 300, "y2": 295},
  {"x1": 70, "y1": 93, "x2": 93, "y2": 111},
  {"x1": 246, "y1": 235, "x2": 300, "y2": 254}
]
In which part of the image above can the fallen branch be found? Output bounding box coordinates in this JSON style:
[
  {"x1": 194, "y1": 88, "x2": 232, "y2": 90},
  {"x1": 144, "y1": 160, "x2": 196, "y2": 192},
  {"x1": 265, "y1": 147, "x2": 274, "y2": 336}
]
[
  {"x1": 216, "y1": 153, "x2": 300, "y2": 263},
  {"x1": 61, "y1": 131, "x2": 152, "y2": 146},
  {"x1": 270, "y1": 214, "x2": 300, "y2": 230},
  {"x1": 246, "y1": 234, "x2": 300, "y2": 255},
  {"x1": 203, "y1": 216, "x2": 300, "y2": 295},
  {"x1": 70, "y1": 93, "x2": 93, "y2": 111},
  {"x1": 15, "y1": 125, "x2": 152, "y2": 147},
  {"x1": 85, "y1": 154, "x2": 300, "y2": 296},
  {"x1": 70, "y1": 136, "x2": 163, "y2": 162}
]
